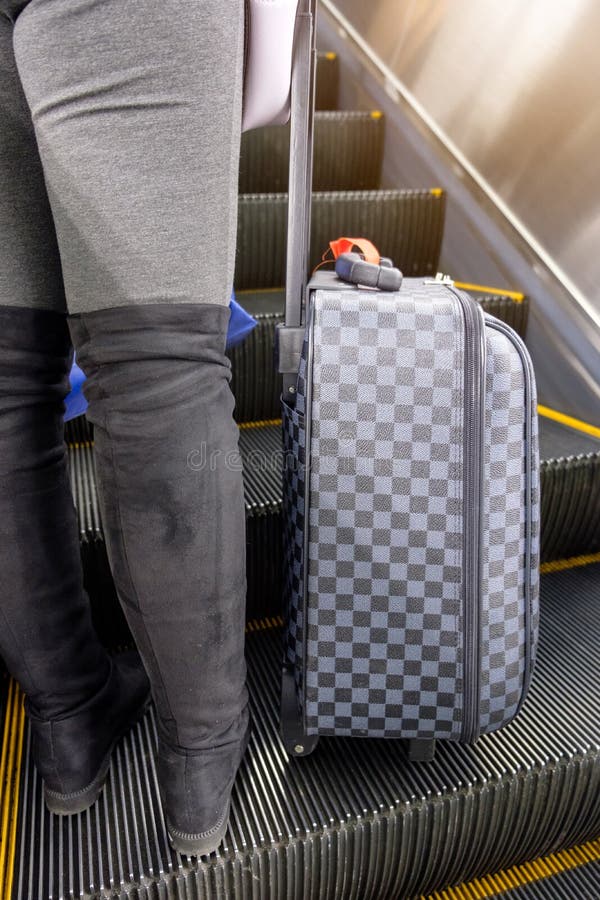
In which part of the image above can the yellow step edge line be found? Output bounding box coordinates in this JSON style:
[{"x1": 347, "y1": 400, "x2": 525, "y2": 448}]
[
  {"x1": 245, "y1": 616, "x2": 284, "y2": 634},
  {"x1": 422, "y1": 837, "x2": 600, "y2": 899},
  {"x1": 540, "y1": 552, "x2": 600, "y2": 575},
  {"x1": 238, "y1": 419, "x2": 282, "y2": 430},
  {"x1": 537, "y1": 404, "x2": 600, "y2": 440},
  {"x1": 235, "y1": 286, "x2": 284, "y2": 295},
  {"x1": 0, "y1": 679, "x2": 14, "y2": 895},
  {"x1": 453, "y1": 282, "x2": 525, "y2": 303},
  {"x1": 4, "y1": 688, "x2": 25, "y2": 900},
  {"x1": 0, "y1": 680, "x2": 25, "y2": 900}
]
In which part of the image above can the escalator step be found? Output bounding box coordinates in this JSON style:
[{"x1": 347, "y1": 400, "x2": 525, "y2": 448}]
[
  {"x1": 239, "y1": 111, "x2": 385, "y2": 194},
  {"x1": 539, "y1": 414, "x2": 600, "y2": 460},
  {"x1": 66, "y1": 416, "x2": 600, "y2": 629},
  {"x1": 496, "y1": 861, "x2": 600, "y2": 898},
  {"x1": 235, "y1": 189, "x2": 445, "y2": 290},
  {"x1": 537, "y1": 416, "x2": 600, "y2": 562},
  {"x1": 315, "y1": 51, "x2": 340, "y2": 110},
  {"x1": 425, "y1": 837, "x2": 600, "y2": 898},
  {"x1": 12, "y1": 564, "x2": 600, "y2": 899},
  {"x1": 476, "y1": 293, "x2": 529, "y2": 338},
  {"x1": 229, "y1": 288, "x2": 531, "y2": 423}
]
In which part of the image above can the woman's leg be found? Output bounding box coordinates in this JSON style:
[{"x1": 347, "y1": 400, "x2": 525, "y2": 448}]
[
  {"x1": 0, "y1": 10, "x2": 150, "y2": 815},
  {"x1": 13, "y1": 0, "x2": 248, "y2": 854}
]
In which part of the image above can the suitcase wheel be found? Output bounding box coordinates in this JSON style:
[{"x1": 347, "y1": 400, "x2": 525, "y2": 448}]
[{"x1": 280, "y1": 664, "x2": 319, "y2": 757}]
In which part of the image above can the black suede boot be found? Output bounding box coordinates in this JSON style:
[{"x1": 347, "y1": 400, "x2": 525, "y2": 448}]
[
  {"x1": 69, "y1": 302, "x2": 249, "y2": 856},
  {"x1": 29, "y1": 650, "x2": 151, "y2": 814},
  {"x1": 0, "y1": 306, "x2": 151, "y2": 814}
]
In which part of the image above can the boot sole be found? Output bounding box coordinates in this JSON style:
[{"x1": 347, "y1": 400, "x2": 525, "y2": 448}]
[
  {"x1": 167, "y1": 800, "x2": 230, "y2": 857},
  {"x1": 43, "y1": 693, "x2": 152, "y2": 816}
]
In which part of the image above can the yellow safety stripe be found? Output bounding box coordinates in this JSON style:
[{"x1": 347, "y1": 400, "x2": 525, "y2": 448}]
[
  {"x1": 238, "y1": 419, "x2": 281, "y2": 430},
  {"x1": 540, "y1": 552, "x2": 600, "y2": 575},
  {"x1": 67, "y1": 440, "x2": 94, "y2": 450},
  {"x1": 0, "y1": 679, "x2": 25, "y2": 900},
  {"x1": 246, "y1": 616, "x2": 284, "y2": 633},
  {"x1": 422, "y1": 837, "x2": 600, "y2": 899},
  {"x1": 537, "y1": 405, "x2": 600, "y2": 440},
  {"x1": 235, "y1": 286, "x2": 284, "y2": 295},
  {"x1": 453, "y1": 282, "x2": 525, "y2": 303}
]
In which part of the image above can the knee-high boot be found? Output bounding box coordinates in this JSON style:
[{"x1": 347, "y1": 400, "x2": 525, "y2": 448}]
[
  {"x1": 0, "y1": 306, "x2": 150, "y2": 814},
  {"x1": 69, "y1": 302, "x2": 249, "y2": 856}
]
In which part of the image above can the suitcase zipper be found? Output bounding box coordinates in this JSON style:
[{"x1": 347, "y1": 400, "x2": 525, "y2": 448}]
[{"x1": 449, "y1": 287, "x2": 486, "y2": 743}]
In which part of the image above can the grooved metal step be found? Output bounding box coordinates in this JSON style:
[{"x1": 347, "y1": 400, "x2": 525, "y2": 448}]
[
  {"x1": 11, "y1": 565, "x2": 600, "y2": 899},
  {"x1": 239, "y1": 111, "x2": 385, "y2": 194},
  {"x1": 498, "y1": 862, "x2": 600, "y2": 898},
  {"x1": 228, "y1": 289, "x2": 531, "y2": 423},
  {"x1": 235, "y1": 189, "x2": 445, "y2": 290},
  {"x1": 478, "y1": 292, "x2": 530, "y2": 338}
]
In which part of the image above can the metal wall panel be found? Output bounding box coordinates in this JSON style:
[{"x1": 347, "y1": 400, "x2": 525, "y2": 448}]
[{"x1": 332, "y1": 0, "x2": 600, "y2": 313}]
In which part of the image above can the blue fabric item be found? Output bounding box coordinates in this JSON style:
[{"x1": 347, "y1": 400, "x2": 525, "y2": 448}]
[
  {"x1": 227, "y1": 295, "x2": 258, "y2": 349},
  {"x1": 65, "y1": 357, "x2": 88, "y2": 422},
  {"x1": 64, "y1": 295, "x2": 256, "y2": 422}
]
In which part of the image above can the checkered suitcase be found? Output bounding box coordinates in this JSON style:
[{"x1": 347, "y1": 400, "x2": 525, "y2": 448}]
[{"x1": 276, "y1": 1, "x2": 540, "y2": 760}]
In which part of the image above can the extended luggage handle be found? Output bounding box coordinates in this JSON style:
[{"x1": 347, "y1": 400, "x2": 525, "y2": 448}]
[
  {"x1": 285, "y1": 0, "x2": 318, "y2": 330},
  {"x1": 274, "y1": 0, "x2": 318, "y2": 397}
]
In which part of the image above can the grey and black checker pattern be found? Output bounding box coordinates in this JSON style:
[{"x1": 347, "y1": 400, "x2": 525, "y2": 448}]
[
  {"x1": 479, "y1": 325, "x2": 529, "y2": 732},
  {"x1": 282, "y1": 398, "x2": 306, "y2": 697},
  {"x1": 302, "y1": 288, "x2": 466, "y2": 739},
  {"x1": 527, "y1": 401, "x2": 541, "y2": 679}
]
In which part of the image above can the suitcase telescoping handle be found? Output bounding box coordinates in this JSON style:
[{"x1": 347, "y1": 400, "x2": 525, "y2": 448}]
[
  {"x1": 275, "y1": 0, "x2": 318, "y2": 399},
  {"x1": 285, "y1": 0, "x2": 318, "y2": 330}
]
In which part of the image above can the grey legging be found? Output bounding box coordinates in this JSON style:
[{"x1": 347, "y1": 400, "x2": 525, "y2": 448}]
[
  {"x1": 0, "y1": 0, "x2": 244, "y2": 314},
  {"x1": 0, "y1": 0, "x2": 249, "y2": 757}
]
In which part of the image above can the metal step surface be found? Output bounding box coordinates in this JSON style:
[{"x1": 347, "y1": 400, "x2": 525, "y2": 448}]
[
  {"x1": 239, "y1": 111, "x2": 385, "y2": 194},
  {"x1": 496, "y1": 861, "x2": 600, "y2": 899},
  {"x1": 10, "y1": 564, "x2": 600, "y2": 899},
  {"x1": 229, "y1": 288, "x2": 531, "y2": 423},
  {"x1": 66, "y1": 413, "x2": 600, "y2": 636},
  {"x1": 424, "y1": 837, "x2": 600, "y2": 898},
  {"x1": 235, "y1": 189, "x2": 445, "y2": 290}
]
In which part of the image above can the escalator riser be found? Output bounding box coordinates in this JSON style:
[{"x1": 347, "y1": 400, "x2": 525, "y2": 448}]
[
  {"x1": 239, "y1": 111, "x2": 384, "y2": 194},
  {"x1": 235, "y1": 190, "x2": 446, "y2": 291},
  {"x1": 228, "y1": 290, "x2": 531, "y2": 424}
]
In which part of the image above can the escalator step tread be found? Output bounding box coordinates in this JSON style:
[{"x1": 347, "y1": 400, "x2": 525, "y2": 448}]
[
  {"x1": 539, "y1": 414, "x2": 600, "y2": 459},
  {"x1": 494, "y1": 860, "x2": 600, "y2": 899},
  {"x1": 12, "y1": 564, "x2": 600, "y2": 899}
]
